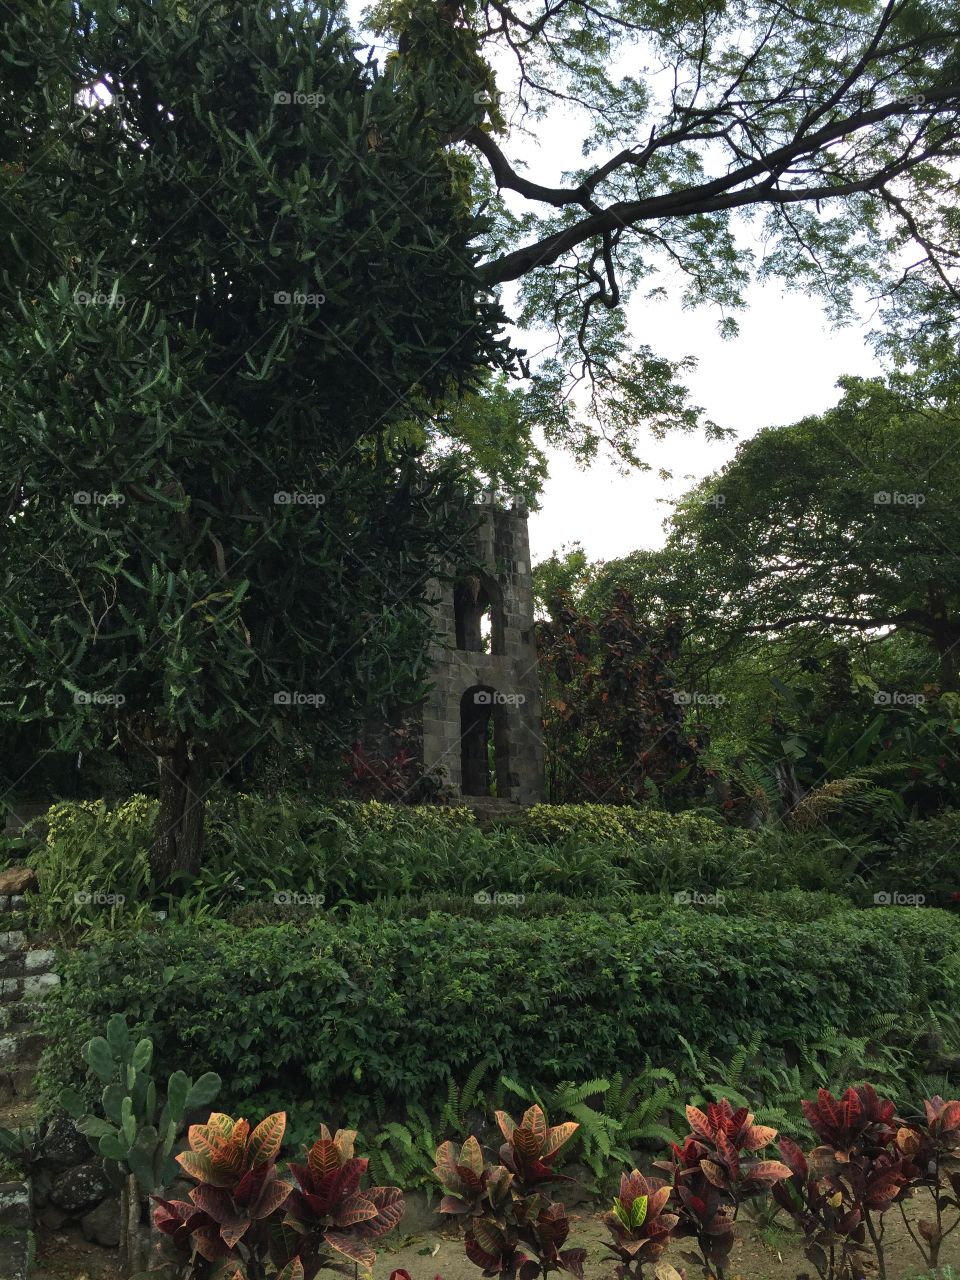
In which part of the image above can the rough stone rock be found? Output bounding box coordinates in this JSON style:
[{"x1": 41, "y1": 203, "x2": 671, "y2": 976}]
[
  {"x1": 0, "y1": 1180, "x2": 30, "y2": 1228},
  {"x1": 41, "y1": 1112, "x2": 91, "y2": 1168},
  {"x1": 31, "y1": 1166, "x2": 52, "y2": 1208},
  {"x1": 49, "y1": 1160, "x2": 111, "y2": 1214},
  {"x1": 37, "y1": 1202, "x2": 67, "y2": 1230},
  {"x1": 81, "y1": 1196, "x2": 122, "y2": 1247},
  {"x1": 399, "y1": 1189, "x2": 445, "y2": 1235},
  {"x1": 0, "y1": 1233, "x2": 28, "y2": 1280},
  {"x1": 0, "y1": 867, "x2": 36, "y2": 896}
]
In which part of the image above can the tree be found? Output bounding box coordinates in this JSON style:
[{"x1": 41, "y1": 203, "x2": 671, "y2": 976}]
[
  {"x1": 658, "y1": 377, "x2": 960, "y2": 686},
  {"x1": 537, "y1": 588, "x2": 713, "y2": 804},
  {"x1": 369, "y1": 0, "x2": 960, "y2": 463},
  {"x1": 0, "y1": 0, "x2": 506, "y2": 879}
]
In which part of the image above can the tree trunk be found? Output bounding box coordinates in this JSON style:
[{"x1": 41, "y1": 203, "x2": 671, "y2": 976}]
[
  {"x1": 151, "y1": 735, "x2": 206, "y2": 885},
  {"x1": 926, "y1": 584, "x2": 960, "y2": 690}
]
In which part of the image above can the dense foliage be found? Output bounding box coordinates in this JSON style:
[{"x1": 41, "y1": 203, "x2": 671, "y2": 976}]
[
  {"x1": 0, "y1": 0, "x2": 508, "y2": 880},
  {"x1": 36, "y1": 906, "x2": 960, "y2": 1132},
  {"x1": 22, "y1": 795, "x2": 959, "y2": 936},
  {"x1": 537, "y1": 591, "x2": 715, "y2": 806}
]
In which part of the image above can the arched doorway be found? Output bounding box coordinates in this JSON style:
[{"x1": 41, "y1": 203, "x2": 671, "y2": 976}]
[{"x1": 460, "y1": 685, "x2": 512, "y2": 797}]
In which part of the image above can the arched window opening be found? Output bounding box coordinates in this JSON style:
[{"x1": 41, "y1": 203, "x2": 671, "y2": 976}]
[{"x1": 453, "y1": 574, "x2": 505, "y2": 655}]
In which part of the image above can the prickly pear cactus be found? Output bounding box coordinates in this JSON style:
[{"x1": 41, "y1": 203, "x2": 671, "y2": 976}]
[{"x1": 59, "y1": 1012, "x2": 221, "y2": 1193}]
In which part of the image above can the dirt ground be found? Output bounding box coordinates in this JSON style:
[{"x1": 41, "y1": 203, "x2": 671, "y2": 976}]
[{"x1": 30, "y1": 1196, "x2": 960, "y2": 1280}]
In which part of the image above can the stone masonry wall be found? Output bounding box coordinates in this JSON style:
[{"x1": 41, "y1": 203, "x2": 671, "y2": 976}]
[{"x1": 421, "y1": 500, "x2": 544, "y2": 804}]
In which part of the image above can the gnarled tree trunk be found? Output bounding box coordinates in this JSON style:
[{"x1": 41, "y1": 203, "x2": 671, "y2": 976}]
[{"x1": 151, "y1": 734, "x2": 206, "y2": 885}]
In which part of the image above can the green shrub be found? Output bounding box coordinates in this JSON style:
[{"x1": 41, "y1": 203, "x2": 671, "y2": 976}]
[
  {"x1": 326, "y1": 798, "x2": 476, "y2": 835},
  {"x1": 27, "y1": 796, "x2": 156, "y2": 930},
  {"x1": 512, "y1": 803, "x2": 747, "y2": 850},
  {"x1": 30, "y1": 795, "x2": 953, "y2": 931},
  {"x1": 36, "y1": 905, "x2": 960, "y2": 1129},
  {"x1": 884, "y1": 811, "x2": 960, "y2": 904}
]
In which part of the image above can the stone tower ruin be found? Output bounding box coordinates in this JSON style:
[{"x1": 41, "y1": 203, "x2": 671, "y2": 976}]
[{"x1": 420, "y1": 498, "x2": 544, "y2": 804}]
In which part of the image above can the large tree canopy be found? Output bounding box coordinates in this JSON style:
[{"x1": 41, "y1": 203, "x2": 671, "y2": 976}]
[
  {"x1": 0, "y1": 0, "x2": 507, "y2": 875},
  {"x1": 369, "y1": 0, "x2": 960, "y2": 462},
  {"x1": 646, "y1": 377, "x2": 960, "y2": 685}
]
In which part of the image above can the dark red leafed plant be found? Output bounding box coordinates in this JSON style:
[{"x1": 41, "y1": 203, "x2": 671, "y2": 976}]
[
  {"x1": 655, "y1": 1100, "x2": 791, "y2": 1280},
  {"x1": 893, "y1": 1095, "x2": 960, "y2": 1269},
  {"x1": 433, "y1": 1105, "x2": 587, "y2": 1280},
  {"x1": 151, "y1": 1113, "x2": 402, "y2": 1280},
  {"x1": 772, "y1": 1086, "x2": 960, "y2": 1280},
  {"x1": 800, "y1": 1084, "x2": 897, "y2": 1158},
  {"x1": 798, "y1": 1086, "x2": 906, "y2": 1280},
  {"x1": 773, "y1": 1136, "x2": 872, "y2": 1280},
  {"x1": 343, "y1": 738, "x2": 415, "y2": 801},
  {"x1": 601, "y1": 1169, "x2": 683, "y2": 1279},
  {"x1": 279, "y1": 1124, "x2": 405, "y2": 1277}
]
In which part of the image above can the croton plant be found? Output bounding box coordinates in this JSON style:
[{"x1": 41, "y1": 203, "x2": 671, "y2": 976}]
[
  {"x1": 150, "y1": 1112, "x2": 402, "y2": 1280},
  {"x1": 433, "y1": 1104, "x2": 587, "y2": 1280},
  {"x1": 653, "y1": 1101, "x2": 791, "y2": 1280},
  {"x1": 141, "y1": 1086, "x2": 960, "y2": 1280},
  {"x1": 774, "y1": 1086, "x2": 960, "y2": 1280}
]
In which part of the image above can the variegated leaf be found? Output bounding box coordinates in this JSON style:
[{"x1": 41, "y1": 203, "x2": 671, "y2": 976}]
[
  {"x1": 699, "y1": 1159, "x2": 728, "y2": 1190},
  {"x1": 308, "y1": 1138, "x2": 343, "y2": 1178},
  {"x1": 742, "y1": 1125, "x2": 777, "y2": 1152},
  {"x1": 247, "y1": 1112, "x2": 286, "y2": 1166},
  {"x1": 334, "y1": 1192, "x2": 378, "y2": 1228},
  {"x1": 543, "y1": 1121, "x2": 578, "y2": 1161},
  {"x1": 459, "y1": 1135, "x2": 484, "y2": 1177},
  {"x1": 495, "y1": 1110, "x2": 516, "y2": 1142},
  {"x1": 522, "y1": 1106, "x2": 548, "y2": 1148},
  {"x1": 177, "y1": 1150, "x2": 215, "y2": 1185},
  {"x1": 323, "y1": 1230, "x2": 376, "y2": 1268},
  {"x1": 252, "y1": 1176, "x2": 292, "y2": 1219},
  {"x1": 334, "y1": 1129, "x2": 357, "y2": 1162},
  {"x1": 190, "y1": 1184, "x2": 235, "y2": 1224},
  {"x1": 275, "y1": 1260, "x2": 305, "y2": 1280},
  {"x1": 219, "y1": 1216, "x2": 253, "y2": 1250},
  {"x1": 685, "y1": 1106, "x2": 713, "y2": 1139},
  {"x1": 206, "y1": 1114, "x2": 237, "y2": 1138},
  {"x1": 746, "y1": 1160, "x2": 793, "y2": 1186}
]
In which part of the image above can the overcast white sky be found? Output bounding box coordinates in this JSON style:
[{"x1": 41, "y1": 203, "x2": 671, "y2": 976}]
[{"x1": 526, "y1": 283, "x2": 881, "y2": 564}]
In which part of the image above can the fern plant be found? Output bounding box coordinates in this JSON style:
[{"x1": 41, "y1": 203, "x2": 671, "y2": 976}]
[
  {"x1": 441, "y1": 1058, "x2": 492, "y2": 1139},
  {"x1": 603, "y1": 1067, "x2": 683, "y2": 1151},
  {"x1": 366, "y1": 1102, "x2": 441, "y2": 1198}
]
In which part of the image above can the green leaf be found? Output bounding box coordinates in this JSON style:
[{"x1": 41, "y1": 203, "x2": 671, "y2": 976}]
[
  {"x1": 59, "y1": 1087, "x2": 86, "y2": 1119},
  {"x1": 99, "y1": 1132, "x2": 128, "y2": 1162},
  {"x1": 76, "y1": 1117, "x2": 119, "y2": 1142},
  {"x1": 84, "y1": 1037, "x2": 117, "y2": 1083},
  {"x1": 122, "y1": 1096, "x2": 137, "y2": 1148},
  {"x1": 164, "y1": 1070, "x2": 189, "y2": 1123},
  {"x1": 630, "y1": 1195, "x2": 648, "y2": 1229},
  {"x1": 105, "y1": 1014, "x2": 131, "y2": 1059},
  {"x1": 102, "y1": 1083, "x2": 126, "y2": 1124},
  {"x1": 131, "y1": 1038, "x2": 153, "y2": 1073},
  {"x1": 185, "y1": 1072, "x2": 221, "y2": 1111}
]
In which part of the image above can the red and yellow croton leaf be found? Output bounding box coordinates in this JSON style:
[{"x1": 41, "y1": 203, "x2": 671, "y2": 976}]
[
  {"x1": 323, "y1": 1230, "x2": 377, "y2": 1268},
  {"x1": 275, "y1": 1260, "x2": 304, "y2": 1280},
  {"x1": 247, "y1": 1112, "x2": 286, "y2": 1166}
]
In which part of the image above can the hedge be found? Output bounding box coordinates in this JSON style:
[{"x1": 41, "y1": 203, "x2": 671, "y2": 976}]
[
  {"x1": 227, "y1": 888, "x2": 852, "y2": 927},
  {"x1": 26, "y1": 796, "x2": 960, "y2": 936},
  {"x1": 37, "y1": 905, "x2": 960, "y2": 1125}
]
